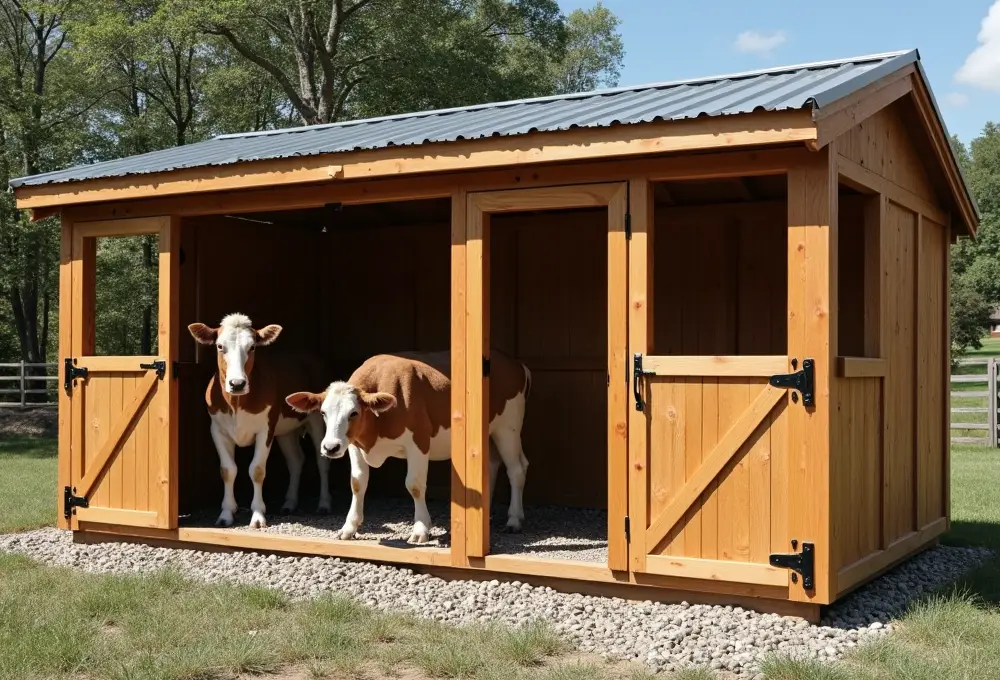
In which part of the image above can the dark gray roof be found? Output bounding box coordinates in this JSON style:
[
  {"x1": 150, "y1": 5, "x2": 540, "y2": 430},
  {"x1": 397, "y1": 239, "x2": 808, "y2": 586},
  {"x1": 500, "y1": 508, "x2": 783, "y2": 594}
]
[{"x1": 8, "y1": 49, "x2": 932, "y2": 189}]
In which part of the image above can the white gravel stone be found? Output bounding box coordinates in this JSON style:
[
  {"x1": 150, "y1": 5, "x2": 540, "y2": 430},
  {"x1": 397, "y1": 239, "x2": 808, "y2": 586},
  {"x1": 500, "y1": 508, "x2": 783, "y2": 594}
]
[{"x1": 0, "y1": 527, "x2": 989, "y2": 676}]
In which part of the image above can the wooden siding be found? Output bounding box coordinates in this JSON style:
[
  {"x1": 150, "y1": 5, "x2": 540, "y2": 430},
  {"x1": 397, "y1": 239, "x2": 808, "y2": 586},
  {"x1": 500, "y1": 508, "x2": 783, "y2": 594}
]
[{"x1": 831, "y1": 99, "x2": 951, "y2": 589}]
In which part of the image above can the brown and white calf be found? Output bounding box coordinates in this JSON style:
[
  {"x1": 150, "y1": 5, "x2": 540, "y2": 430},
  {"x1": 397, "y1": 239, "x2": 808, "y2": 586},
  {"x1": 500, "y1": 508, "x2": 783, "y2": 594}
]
[
  {"x1": 188, "y1": 313, "x2": 331, "y2": 528},
  {"x1": 286, "y1": 350, "x2": 531, "y2": 544}
]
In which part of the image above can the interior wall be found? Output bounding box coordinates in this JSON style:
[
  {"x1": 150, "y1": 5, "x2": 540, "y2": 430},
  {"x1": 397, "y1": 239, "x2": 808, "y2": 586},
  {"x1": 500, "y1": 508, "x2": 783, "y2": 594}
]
[
  {"x1": 651, "y1": 201, "x2": 788, "y2": 356},
  {"x1": 490, "y1": 208, "x2": 609, "y2": 509}
]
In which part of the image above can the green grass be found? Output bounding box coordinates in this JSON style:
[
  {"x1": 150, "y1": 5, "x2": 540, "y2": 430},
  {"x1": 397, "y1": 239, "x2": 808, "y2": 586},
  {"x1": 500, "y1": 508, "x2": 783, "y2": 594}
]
[
  {"x1": 0, "y1": 435, "x2": 57, "y2": 533},
  {"x1": 1, "y1": 436, "x2": 999, "y2": 679}
]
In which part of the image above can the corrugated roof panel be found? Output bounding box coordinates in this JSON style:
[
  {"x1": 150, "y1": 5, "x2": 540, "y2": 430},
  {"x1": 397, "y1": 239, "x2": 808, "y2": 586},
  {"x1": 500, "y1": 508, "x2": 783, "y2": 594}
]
[{"x1": 10, "y1": 50, "x2": 922, "y2": 189}]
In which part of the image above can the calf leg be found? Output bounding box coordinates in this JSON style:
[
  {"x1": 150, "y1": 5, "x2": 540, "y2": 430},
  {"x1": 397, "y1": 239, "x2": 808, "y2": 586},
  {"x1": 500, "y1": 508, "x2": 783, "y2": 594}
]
[
  {"x1": 404, "y1": 447, "x2": 433, "y2": 544},
  {"x1": 210, "y1": 423, "x2": 239, "y2": 527},
  {"x1": 247, "y1": 432, "x2": 273, "y2": 529},
  {"x1": 304, "y1": 413, "x2": 332, "y2": 514},
  {"x1": 274, "y1": 432, "x2": 305, "y2": 514},
  {"x1": 338, "y1": 446, "x2": 370, "y2": 540},
  {"x1": 488, "y1": 438, "x2": 501, "y2": 519},
  {"x1": 491, "y1": 428, "x2": 528, "y2": 533}
]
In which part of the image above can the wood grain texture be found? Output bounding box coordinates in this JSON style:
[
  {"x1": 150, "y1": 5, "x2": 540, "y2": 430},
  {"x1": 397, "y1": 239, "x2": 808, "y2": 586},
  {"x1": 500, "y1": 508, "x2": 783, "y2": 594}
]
[
  {"x1": 465, "y1": 194, "x2": 490, "y2": 558},
  {"x1": 58, "y1": 218, "x2": 73, "y2": 529},
  {"x1": 607, "y1": 184, "x2": 629, "y2": 572},
  {"x1": 450, "y1": 189, "x2": 469, "y2": 567}
]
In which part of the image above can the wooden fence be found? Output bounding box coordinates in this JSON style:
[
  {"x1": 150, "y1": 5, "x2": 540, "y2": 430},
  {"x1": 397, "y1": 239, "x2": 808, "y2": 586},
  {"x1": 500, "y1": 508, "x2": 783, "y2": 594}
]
[
  {"x1": 0, "y1": 362, "x2": 58, "y2": 407},
  {"x1": 951, "y1": 357, "x2": 999, "y2": 447}
]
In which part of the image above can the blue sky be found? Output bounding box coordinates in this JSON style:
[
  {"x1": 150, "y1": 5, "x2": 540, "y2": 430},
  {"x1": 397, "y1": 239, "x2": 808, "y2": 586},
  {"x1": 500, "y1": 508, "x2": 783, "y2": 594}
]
[{"x1": 559, "y1": 0, "x2": 1000, "y2": 144}]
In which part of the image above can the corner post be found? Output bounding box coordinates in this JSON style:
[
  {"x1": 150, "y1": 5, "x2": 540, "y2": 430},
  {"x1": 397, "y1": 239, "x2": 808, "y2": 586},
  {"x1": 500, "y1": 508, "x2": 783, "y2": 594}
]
[
  {"x1": 157, "y1": 216, "x2": 181, "y2": 529},
  {"x1": 786, "y1": 146, "x2": 838, "y2": 603},
  {"x1": 57, "y1": 216, "x2": 73, "y2": 530}
]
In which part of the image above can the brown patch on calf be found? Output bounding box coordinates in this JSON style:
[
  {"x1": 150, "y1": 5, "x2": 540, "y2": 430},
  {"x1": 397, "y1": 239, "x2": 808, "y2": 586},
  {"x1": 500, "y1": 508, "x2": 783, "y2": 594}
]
[
  {"x1": 350, "y1": 478, "x2": 361, "y2": 494},
  {"x1": 251, "y1": 466, "x2": 266, "y2": 484},
  {"x1": 220, "y1": 466, "x2": 233, "y2": 482},
  {"x1": 344, "y1": 349, "x2": 529, "y2": 455},
  {"x1": 409, "y1": 485, "x2": 422, "y2": 500}
]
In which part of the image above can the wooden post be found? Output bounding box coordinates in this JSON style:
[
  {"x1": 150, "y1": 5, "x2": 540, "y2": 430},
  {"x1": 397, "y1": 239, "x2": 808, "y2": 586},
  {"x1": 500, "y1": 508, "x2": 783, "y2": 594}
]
[
  {"x1": 57, "y1": 219, "x2": 73, "y2": 530},
  {"x1": 466, "y1": 194, "x2": 490, "y2": 558},
  {"x1": 786, "y1": 147, "x2": 837, "y2": 603},
  {"x1": 607, "y1": 184, "x2": 629, "y2": 573},
  {"x1": 627, "y1": 178, "x2": 654, "y2": 574},
  {"x1": 19, "y1": 360, "x2": 26, "y2": 408},
  {"x1": 450, "y1": 189, "x2": 469, "y2": 566},
  {"x1": 989, "y1": 358, "x2": 997, "y2": 449},
  {"x1": 158, "y1": 216, "x2": 181, "y2": 528}
]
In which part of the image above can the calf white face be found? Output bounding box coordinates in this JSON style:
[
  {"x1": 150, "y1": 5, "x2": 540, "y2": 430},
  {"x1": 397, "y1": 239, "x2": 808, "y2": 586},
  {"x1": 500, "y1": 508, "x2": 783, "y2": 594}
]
[
  {"x1": 188, "y1": 313, "x2": 282, "y2": 396},
  {"x1": 286, "y1": 382, "x2": 396, "y2": 458}
]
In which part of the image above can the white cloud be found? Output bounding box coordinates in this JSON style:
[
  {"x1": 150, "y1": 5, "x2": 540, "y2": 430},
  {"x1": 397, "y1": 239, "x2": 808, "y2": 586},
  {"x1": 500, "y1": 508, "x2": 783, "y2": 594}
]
[
  {"x1": 956, "y1": 1, "x2": 1000, "y2": 91},
  {"x1": 945, "y1": 92, "x2": 971, "y2": 108},
  {"x1": 733, "y1": 30, "x2": 787, "y2": 56}
]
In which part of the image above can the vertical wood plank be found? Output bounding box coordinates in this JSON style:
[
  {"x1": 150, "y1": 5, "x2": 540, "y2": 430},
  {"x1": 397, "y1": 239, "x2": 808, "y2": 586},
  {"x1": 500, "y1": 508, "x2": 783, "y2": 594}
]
[
  {"x1": 607, "y1": 184, "x2": 629, "y2": 572},
  {"x1": 158, "y1": 216, "x2": 181, "y2": 528},
  {"x1": 913, "y1": 214, "x2": 922, "y2": 531},
  {"x1": 863, "y1": 196, "x2": 883, "y2": 358},
  {"x1": 57, "y1": 218, "x2": 73, "y2": 529},
  {"x1": 787, "y1": 149, "x2": 836, "y2": 602},
  {"x1": 135, "y1": 371, "x2": 150, "y2": 512},
  {"x1": 943, "y1": 225, "x2": 951, "y2": 526},
  {"x1": 121, "y1": 374, "x2": 137, "y2": 510},
  {"x1": 628, "y1": 179, "x2": 653, "y2": 573},
  {"x1": 683, "y1": 379, "x2": 703, "y2": 557},
  {"x1": 748, "y1": 382, "x2": 772, "y2": 566},
  {"x1": 109, "y1": 373, "x2": 124, "y2": 511},
  {"x1": 700, "y1": 381, "x2": 720, "y2": 560},
  {"x1": 450, "y1": 189, "x2": 469, "y2": 566},
  {"x1": 466, "y1": 195, "x2": 490, "y2": 558},
  {"x1": 70, "y1": 230, "x2": 93, "y2": 530}
]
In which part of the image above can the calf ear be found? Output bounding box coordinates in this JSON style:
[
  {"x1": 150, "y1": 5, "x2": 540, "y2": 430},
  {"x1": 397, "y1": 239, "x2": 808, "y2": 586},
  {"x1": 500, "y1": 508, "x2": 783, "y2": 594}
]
[
  {"x1": 255, "y1": 324, "x2": 283, "y2": 346},
  {"x1": 361, "y1": 391, "x2": 396, "y2": 414},
  {"x1": 188, "y1": 323, "x2": 218, "y2": 345},
  {"x1": 286, "y1": 391, "x2": 324, "y2": 413}
]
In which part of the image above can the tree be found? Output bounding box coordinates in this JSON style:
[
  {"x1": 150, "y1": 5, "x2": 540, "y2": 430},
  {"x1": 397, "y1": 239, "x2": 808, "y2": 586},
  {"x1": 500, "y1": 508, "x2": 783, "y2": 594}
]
[{"x1": 550, "y1": 2, "x2": 622, "y2": 94}]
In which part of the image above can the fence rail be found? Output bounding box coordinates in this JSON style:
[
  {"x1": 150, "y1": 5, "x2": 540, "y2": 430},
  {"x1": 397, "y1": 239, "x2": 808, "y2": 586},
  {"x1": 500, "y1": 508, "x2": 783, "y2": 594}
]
[
  {"x1": 951, "y1": 357, "x2": 999, "y2": 447},
  {"x1": 0, "y1": 362, "x2": 58, "y2": 407}
]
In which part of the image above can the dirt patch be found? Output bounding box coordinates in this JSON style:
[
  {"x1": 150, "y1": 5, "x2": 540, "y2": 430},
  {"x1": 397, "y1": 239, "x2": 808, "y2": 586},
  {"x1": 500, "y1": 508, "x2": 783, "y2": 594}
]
[{"x1": 0, "y1": 407, "x2": 58, "y2": 438}]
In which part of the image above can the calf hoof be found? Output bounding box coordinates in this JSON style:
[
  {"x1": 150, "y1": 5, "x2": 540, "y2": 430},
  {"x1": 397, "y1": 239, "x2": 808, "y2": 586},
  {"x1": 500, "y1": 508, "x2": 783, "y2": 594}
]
[
  {"x1": 315, "y1": 504, "x2": 331, "y2": 515},
  {"x1": 503, "y1": 523, "x2": 523, "y2": 534},
  {"x1": 280, "y1": 503, "x2": 296, "y2": 515},
  {"x1": 407, "y1": 530, "x2": 430, "y2": 545},
  {"x1": 216, "y1": 511, "x2": 235, "y2": 527},
  {"x1": 338, "y1": 527, "x2": 358, "y2": 540},
  {"x1": 249, "y1": 512, "x2": 268, "y2": 529}
]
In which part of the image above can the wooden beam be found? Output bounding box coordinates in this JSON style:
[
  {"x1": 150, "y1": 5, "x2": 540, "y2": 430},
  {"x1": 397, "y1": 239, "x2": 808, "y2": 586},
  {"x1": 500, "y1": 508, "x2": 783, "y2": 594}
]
[
  {"x1": 645, "y1": 385, "x2": 786, "y2": 552},
  {"x1": 57, "y1": 218, "x2": 73, "y2": 530},
  {"x1": 813, "y1": 67, "x2": 915, "y2": 150},
  {"x1": 450, "y1": 189, "x2": 469, "y2": 567},
  {"x1": 837, "y1": 154, "x2": 949, "y2": 226},
  {"x1": 465, "y1": 194, "x2": 490, "y2": 559},
  {"x1": 607, "y1": 183, "x2": 629, "y2": 573},
  {"x1": 786, "y1": 148, "x2": 837, "y2": 603},
  {"x1": 59, "y1": 147, "x2": 812, "y2": 223},
  {"x1": 640, "y1": 355, "x2": 787, "y2": 377},
  {"x1": 627, "y1": 178, "x2": 654, "y2": 575},
  {"x1": 16, "y1": 111, "x2": 817, "y2": 210},
  {"x1": 158, "y1": 216, "x2": 181, "y2": 529},
  {"x1": 836, "y1": 517, "x2": 947, "y2": 595},
  {"x1": 836, "y1": 357, "x2": 886, "y2": 378}
]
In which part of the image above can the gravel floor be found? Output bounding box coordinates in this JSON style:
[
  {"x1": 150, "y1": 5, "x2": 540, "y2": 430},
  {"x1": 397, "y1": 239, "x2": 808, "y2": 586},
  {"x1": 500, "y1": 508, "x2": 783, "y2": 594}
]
[
  {"x1": 0, "y1": 527, "x2": 990, "y2": 676},
  {"x1": 182, "y1": 500, "x2": 609, "y2": 563}
]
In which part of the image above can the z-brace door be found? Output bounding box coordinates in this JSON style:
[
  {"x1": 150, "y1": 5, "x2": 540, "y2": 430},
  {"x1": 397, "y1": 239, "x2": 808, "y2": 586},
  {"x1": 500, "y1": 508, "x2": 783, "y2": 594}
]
[{"x1": 65, "y1": 216, "x2": 180, "y2": 529}]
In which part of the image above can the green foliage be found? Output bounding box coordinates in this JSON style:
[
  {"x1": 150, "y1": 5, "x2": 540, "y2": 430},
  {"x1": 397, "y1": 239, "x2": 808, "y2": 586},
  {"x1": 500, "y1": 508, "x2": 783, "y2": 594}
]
[{"x1": 0, "y1": 0, "x2": 625, "y2": 364}]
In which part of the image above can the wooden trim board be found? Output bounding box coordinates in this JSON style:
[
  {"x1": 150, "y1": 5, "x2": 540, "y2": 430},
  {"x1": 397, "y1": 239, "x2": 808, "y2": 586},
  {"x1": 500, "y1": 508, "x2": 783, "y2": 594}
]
[
  {"x1": 640, "y1": 355, "x2": 787, "y2": 377},
  {"x1": 836, "y1": 357, "x2": 886, "y2": 378},
  {"x1": 836, "y1": 517, "x2": 948, "y2": 595},
  {"x1": 644, "y1": 555, "x2": 788, "y2": 587},
  {"x1": 837, "y1": 154, "x2": 948, "y2": 226},
  {"x1": 17, "y1": 111, "x2": 816, "y2": 210}
]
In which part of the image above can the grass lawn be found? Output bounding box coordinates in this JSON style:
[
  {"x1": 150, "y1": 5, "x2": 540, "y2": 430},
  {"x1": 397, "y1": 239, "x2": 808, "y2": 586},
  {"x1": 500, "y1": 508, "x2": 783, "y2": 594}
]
[
  {"x1": 0, "y1": 436, "x2": 998, "y2": 679},
  {"x1": 0, "y1": 435, "x2": 57, "y2": 533}
]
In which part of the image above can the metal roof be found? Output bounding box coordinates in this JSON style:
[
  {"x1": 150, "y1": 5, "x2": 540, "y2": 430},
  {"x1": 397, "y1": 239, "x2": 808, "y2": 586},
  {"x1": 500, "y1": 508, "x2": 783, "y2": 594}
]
[{"x1": 9, "y1": 49, "x2": 927, "y2": 189}]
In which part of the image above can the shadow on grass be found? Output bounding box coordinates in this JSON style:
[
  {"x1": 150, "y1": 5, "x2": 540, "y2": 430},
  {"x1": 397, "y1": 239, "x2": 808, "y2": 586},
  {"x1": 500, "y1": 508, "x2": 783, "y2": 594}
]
[{"x1": 0, "y1": 436, "x2": 57, "y2": 458}]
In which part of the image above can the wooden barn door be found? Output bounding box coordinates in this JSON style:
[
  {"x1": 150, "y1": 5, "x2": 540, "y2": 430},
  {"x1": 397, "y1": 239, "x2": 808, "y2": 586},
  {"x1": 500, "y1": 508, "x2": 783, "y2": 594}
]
[
  {"x1": 626, "y1": 180, "x2": 803, "y2": 592},
  {"x1": 64, "y1": 216, "x2": 180, "y2": 530}
]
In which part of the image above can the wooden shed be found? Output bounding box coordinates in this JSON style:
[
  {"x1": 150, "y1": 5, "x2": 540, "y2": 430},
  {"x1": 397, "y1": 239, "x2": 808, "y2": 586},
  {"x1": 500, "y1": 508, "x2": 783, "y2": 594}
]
[{"x1": 11, "y1": 49, "x2": 977, "y2": 622}]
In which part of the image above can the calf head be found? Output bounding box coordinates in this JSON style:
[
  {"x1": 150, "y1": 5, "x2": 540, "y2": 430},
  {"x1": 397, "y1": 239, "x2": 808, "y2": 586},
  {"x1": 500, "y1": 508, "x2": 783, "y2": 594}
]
[
  {"x1": 286, "y1": 382, "x2": 395, "y2": 458},
  {"x1": 188, "y1": 313, "x2": 282, "y2": 396}
]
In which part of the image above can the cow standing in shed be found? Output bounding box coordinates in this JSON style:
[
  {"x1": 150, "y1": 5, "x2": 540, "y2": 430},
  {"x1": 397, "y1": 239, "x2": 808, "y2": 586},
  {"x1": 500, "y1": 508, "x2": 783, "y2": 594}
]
[
  {"x1": 286, "y1": 350, "x2": 531, "y2": 544},
  {"x1": 188, "y1": 313, "x2": 332, "y2": 528}
]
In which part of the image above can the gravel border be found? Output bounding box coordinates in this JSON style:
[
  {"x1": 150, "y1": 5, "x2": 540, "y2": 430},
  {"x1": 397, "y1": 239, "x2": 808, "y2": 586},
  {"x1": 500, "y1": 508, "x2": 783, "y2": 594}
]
[{"x1": 0, "y1": 528, "x2": 990, "y2": 676}]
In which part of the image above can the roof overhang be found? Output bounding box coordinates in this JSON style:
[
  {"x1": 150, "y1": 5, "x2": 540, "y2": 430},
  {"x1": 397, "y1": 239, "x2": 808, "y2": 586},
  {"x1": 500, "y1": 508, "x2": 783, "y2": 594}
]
[{"x1": 14, "y1": 110, "x2": 817, "y2": 214}]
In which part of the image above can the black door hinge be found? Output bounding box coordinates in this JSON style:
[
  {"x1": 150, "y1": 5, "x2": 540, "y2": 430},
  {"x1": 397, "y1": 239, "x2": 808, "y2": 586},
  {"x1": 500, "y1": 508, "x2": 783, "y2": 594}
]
[
  {"x1": 633, "y1": 353, "x2": 651, "y2": 411},
  {"x1": 768, "y1": 358, "x2": 814, "y2": 407},
  {"x1": 63, "y1": 358, "x2": 88, "y2": 393},
  {"x1": 63, "y1": 485, "x2": 89, "y2": 519},
  {"x1": 625, "y1": 212, "x2": 632, "y2": 239},
  {"x1": 483, "y1": 357, "x2": 491, "y2": 378},
  {"x1": 140, "y1": 360, "x2": 167, "y2": 380},
  {"x1": 624, "y1": 515, "x2": 631, "y2": 542},
  {"x1": 769, "y1": 540, "x2": 814, "y2": 590}
]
